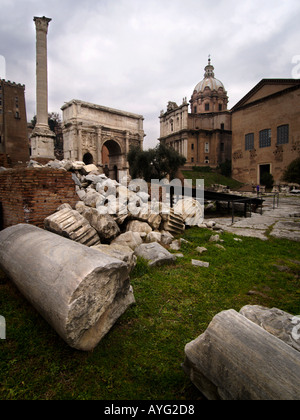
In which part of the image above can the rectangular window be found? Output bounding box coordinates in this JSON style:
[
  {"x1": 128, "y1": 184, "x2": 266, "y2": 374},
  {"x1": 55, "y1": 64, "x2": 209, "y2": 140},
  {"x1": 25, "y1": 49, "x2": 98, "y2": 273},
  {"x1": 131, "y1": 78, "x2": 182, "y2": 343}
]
[
  {"x1": 277, "y1": 125, "x2": 289, "y2": 145},
  {"x1": 191, "y1": 143, "x2": 194, "y2": 150},
  {"x1": 259, "y1": 129, "x2": 271, "y2": 148},
  {"x1": 205, "y1": 142, "x2": 209, "y2": 153},
  {"x1": 205, "y1": 103, "x2": 210, "y2": 111},
  {"x1": 245, "y1": 133, "x2": 254, "y2": 151},
  {"x1": 219, "y1": 104, "x2": 222, "y2": 111}
]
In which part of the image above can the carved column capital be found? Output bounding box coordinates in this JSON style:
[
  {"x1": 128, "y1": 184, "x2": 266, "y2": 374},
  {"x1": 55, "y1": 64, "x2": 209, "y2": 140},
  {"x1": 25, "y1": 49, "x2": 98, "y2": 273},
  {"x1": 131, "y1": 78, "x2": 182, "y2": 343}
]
[{"x1": 34, "y1": 16, "x2": 52, "y2": 34}]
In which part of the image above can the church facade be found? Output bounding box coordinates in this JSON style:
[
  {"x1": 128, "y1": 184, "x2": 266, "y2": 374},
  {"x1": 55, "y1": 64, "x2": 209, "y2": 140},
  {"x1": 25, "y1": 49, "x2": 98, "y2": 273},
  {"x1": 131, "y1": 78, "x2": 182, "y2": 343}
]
[
  {"x1": 160, "y1": 59, "x2": 300, "y2": 185},
  {"x1": 61, "y1": 99, "x2": 144, "y2": 180},
  {"x1": 231, "y1": 79, "x2": 300, "y2": 184},
  {"x1": 159, "y1": 59, "x2": 232, "y2": 168}
]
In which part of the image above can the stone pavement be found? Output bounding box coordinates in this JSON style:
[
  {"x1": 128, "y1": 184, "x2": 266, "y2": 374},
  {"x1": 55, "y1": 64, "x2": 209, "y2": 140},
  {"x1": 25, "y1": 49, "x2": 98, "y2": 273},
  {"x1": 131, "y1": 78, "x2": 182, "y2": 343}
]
[{"x1": 212, "y1": 195, "x2": 300, "y2": 241}]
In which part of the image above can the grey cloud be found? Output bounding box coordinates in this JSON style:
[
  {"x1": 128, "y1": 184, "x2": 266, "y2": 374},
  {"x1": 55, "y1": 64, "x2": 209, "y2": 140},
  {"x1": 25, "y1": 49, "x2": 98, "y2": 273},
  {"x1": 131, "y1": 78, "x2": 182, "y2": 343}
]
[{"x1": 1, "y1": 0, "x2": 299, "y2": 148}]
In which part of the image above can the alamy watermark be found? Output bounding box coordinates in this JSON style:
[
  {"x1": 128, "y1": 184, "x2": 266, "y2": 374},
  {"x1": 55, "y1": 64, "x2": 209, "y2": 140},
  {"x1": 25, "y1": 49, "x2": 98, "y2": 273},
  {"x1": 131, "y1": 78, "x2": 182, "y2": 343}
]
[
  {"x1": 292, "y1": 55, "x2": 300, "y2": 79},
  {"x1": 0, "y1": 55, "x2": 6, "y2": 79},
  {"x1": 96, "y1": 172, "x2": 204, "y2": 226},
  {"x1": 0, "y1": 316, "x2": 6, "y2": 340},
  {"x1": 291, "y1": 316, "x2": 300, "y2": 342}
]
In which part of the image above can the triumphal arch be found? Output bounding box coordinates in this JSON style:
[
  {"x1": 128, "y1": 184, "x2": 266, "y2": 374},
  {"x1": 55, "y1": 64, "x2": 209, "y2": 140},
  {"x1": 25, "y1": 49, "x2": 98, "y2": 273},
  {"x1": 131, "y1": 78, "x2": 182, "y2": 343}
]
[{"x1": 61, "y1": 100, "x2": 144, "y2": 179}]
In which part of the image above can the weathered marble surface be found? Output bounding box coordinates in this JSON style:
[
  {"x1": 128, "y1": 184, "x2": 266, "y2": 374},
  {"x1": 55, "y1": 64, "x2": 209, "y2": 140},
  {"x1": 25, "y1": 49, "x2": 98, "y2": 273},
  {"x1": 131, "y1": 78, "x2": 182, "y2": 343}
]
[
  {"x1": 182, "y1": 308, "x2": 300, "y2": 400},
  {"x1": 0, "y1": 224, "x2": 135, "y2": 351}
]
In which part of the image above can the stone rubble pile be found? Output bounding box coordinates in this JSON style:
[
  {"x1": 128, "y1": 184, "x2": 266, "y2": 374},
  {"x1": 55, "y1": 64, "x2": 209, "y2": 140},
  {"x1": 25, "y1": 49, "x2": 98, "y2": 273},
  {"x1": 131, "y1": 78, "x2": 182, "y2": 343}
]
[
  {"x1": 39, "y1": 159, "x2": 206, "y2": 267},
  {"x1": 28, "y1": 159, "x2": 231, "y2": 268}
]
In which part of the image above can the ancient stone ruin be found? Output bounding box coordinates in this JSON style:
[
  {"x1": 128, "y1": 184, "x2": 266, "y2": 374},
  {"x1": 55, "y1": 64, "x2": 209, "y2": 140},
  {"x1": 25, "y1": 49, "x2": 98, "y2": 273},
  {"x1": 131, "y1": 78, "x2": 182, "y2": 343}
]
[
  {"x1": 0, "y1": 158, "x2": 197, "y2": 351},
  {"x1": 0, "y1": 224, "x2": 135, "y2": 351},
  {"x1": 182, "y1": 305, "x2": 300, "y2": 400},
  {"x1": 39, "y1": 158, "x2": 195, "y2": 267},
  {"x1": 1, "y1": 159, "x2": 299, "y2": 400}
]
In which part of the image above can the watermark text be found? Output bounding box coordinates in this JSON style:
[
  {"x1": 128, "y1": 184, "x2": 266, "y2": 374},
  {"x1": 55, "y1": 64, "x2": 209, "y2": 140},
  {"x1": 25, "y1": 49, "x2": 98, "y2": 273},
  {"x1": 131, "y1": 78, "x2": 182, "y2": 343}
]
[
  {"x1": 0, "y1": 316, "x2": 6, "y2": 340},
  {"x1": 0, "y1": 55, "x2": 6, "y2": 79},
  {"x1": 291, "y1": 316, "x2": 300, "y2": 342},
  {"x1": 292, "y1": 55, "x2": 300, "y2": 79},
  {"x1": 95, "y1": 173, "x2": 204, "y2": 226}
]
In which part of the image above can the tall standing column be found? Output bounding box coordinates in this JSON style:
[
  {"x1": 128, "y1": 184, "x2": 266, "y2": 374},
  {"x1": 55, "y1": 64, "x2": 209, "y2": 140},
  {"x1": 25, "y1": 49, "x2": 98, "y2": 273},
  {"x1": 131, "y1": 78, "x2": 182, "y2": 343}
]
[
  {"x1": 31, "y1": 16, "x2": 55, "y2": 160},
  {"x1": 96, "y1": 125, "x2": 103, "y2": 166}
]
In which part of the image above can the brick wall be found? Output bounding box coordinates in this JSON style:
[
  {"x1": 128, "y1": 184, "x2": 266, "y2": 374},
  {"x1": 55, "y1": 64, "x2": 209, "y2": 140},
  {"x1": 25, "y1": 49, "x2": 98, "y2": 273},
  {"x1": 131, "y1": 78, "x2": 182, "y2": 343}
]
[
  {"x1": 0, "y1": 168, "x2": 78, "y2": 230},
  {"x1": 0, "y1": 154, "x2": 12, "y2": 168}
]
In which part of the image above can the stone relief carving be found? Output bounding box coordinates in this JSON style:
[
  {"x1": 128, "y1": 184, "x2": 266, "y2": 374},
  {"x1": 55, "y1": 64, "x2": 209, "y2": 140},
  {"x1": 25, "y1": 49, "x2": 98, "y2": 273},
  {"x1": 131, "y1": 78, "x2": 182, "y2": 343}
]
[
  {"x1": 273, "y1": 146, "x2": 284, "y2": 162},
  {"x1": 250, "y1": 149, "x2": 257, "y2": 160},
  {"x1": 291, "y1": 140, "x2": 300, "y2": 154},
  {"x1": 82, "y1": 131, "x2": 97, "y2": 151},
  {"x1": 233, "y1": 150, "x2": 243, "y2": 160}
]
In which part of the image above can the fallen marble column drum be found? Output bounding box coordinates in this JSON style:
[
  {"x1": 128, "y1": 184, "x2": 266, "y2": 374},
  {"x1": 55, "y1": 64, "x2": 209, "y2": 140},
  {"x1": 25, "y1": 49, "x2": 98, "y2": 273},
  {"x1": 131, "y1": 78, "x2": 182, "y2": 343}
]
[
  {"x1": 0, "y1": 224, "x2": 135, "y2": 351},
  {"x1": 182, "y1": 309, "x2": 300, "y2": 400}
]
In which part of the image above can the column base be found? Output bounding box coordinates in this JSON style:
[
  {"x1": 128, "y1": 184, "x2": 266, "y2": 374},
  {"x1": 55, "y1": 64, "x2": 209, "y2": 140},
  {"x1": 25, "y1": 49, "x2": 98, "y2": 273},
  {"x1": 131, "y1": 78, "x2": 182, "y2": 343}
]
[{"x1": 30, "y1": 127, "x2": 55, "y2": 161}]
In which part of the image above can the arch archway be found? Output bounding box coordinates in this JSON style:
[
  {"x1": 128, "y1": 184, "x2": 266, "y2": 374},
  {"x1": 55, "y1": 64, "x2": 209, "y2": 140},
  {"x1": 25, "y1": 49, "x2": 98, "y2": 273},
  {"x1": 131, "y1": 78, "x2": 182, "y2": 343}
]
[
  {"x1": 83, "y1": 152, "x2": 94, "y2": 165},
  {"x1": 102, "y1": 140, "x2": 123, "y2": 181}
]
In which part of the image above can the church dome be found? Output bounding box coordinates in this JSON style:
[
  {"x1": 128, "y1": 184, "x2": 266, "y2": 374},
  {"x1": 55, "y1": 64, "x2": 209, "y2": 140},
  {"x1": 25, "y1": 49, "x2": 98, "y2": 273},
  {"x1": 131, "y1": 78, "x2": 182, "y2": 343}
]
[
  {"x1": 194, "y1": 58, "x2": 225, "y2": 93},
  {"x1": 190, "y1": 57, "x2": 228, "y2": 114},
  {"x1": 194, "y1": 76, "x2": 225, "y2": 93}
]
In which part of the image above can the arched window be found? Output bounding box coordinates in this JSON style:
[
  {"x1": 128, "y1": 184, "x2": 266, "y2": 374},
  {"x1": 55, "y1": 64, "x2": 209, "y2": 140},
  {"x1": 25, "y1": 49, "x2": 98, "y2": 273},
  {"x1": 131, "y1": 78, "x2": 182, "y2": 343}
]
[{"x1": 170, "y1": 119, "x2": 174, "y2": 132}]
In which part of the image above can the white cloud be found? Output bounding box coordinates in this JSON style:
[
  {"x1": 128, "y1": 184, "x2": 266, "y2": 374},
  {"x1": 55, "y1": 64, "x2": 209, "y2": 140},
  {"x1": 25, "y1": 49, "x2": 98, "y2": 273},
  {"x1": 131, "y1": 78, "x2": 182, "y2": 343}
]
[{"x1": 1, "y1": 0, "x2": 299, "y2": 148}]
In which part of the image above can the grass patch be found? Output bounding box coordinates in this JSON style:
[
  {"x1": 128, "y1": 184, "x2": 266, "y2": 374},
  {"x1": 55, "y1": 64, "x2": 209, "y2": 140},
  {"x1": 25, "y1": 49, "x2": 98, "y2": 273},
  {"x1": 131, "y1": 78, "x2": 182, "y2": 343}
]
[
  {"x1": 0, "y1": 229, "x2": 299, "y2": 400},
  {"x1": 182, "y1": 170, "x2": 244, "y2": 190}
]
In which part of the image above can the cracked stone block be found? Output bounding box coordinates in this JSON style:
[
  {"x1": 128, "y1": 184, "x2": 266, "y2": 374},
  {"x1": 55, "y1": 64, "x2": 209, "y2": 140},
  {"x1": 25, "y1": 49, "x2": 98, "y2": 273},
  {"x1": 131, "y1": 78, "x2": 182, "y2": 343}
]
[
  {"x1": 240, "y1": 305, "x2": 300, "y2": 353},
  {"x1": 77, "y1": 204, "x2": 120, "y2": 241},
  {"x1": 174, "y1": 198, "x2": 204, "y2": 227},
  {"x1": 91, "y1": 243, "x2": 137, "y2": 273},
  {"x1": 44, "y1": 207, "x2": 101, "y2": 247},
  {"x1": 134, "y1": 242, "x2": 176, "y2": 267},
  {"x1": 161, "y1": 208, "x2": 185, "y2": 236}
]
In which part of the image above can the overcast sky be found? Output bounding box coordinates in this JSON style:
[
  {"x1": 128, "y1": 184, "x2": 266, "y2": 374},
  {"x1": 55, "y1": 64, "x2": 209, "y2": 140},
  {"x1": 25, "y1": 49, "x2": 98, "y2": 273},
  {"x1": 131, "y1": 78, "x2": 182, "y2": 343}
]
[{"x1": 0, "y1": 0, "x2": 299, "y2": 148}]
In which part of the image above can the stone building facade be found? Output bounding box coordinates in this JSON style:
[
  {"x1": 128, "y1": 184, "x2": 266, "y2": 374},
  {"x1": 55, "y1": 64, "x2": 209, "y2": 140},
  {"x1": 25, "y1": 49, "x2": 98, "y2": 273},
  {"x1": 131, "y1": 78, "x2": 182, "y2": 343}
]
[
  {"x1": 0, "y1": 79, "x2": 30, "y2": 167},
  {"x1": 62, "y1": 100, "x2": 144, "y2": 180},
  {"x1": 159, "y1": 59, "x2": 232, "y2": 168},
  {"x1": 231, "y1": 79, "x2": 300, "y2": 184}
]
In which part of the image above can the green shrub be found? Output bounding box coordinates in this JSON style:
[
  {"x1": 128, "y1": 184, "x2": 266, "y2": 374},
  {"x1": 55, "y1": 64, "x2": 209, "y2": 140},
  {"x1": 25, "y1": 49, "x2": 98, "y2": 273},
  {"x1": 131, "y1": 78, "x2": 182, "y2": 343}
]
[
  {"x1": 127, "y1": 144, "x2": 186, "y2": 182},
  {"x1": 261, "y1": 172, "x2": 274, "y2": 189},
  {"x1": 282, "y1": 158, "x2": 300, "y2": 184},
  {"x1": 218, "y1": 160, "x2": 232, "y2": 177}
]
